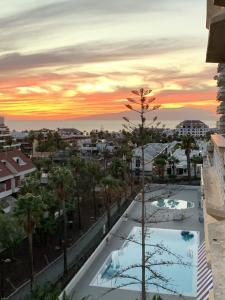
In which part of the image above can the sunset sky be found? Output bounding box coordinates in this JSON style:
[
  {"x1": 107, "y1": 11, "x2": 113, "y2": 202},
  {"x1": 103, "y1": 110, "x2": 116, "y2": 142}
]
[{"x1": 0, "y1": 0, "x2": 218, "y2": 121}]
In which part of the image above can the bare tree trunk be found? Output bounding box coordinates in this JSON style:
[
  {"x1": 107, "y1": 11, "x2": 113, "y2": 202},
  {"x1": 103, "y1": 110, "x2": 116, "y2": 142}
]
[
  {"x1": 62, "y1": 196, "x2": 68, "y2": 276},
  {"x1": 141, "y1": 143, "x2": 146, "y2": 300},
  {"x1": 28, "y1": 212, "x2": 34, "y2": 290},
  {"x1": 76, "y1": 183, "x2": 82, "y2": 230},
  {"x1": 92, "y1": 185, "x2": 97, "y2": 220},
  {"x1": 140, "y1": 94, "x2": 146, "y2": 300},
  {"x1": 186, "y1": 150, "x2": 191, "y2": 183},
  {"x1": 194, "y1": 164, "x2": 197, "y2": 179}
]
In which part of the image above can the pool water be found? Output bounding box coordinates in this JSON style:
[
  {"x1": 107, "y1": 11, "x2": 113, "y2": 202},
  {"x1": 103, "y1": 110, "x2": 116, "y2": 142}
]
[
  {"x1": 151, "y1": 199, "x2": 194, "y2": 209},
  {"x1": 90, "y1": 227, "x2": 199, "y2": 297}
]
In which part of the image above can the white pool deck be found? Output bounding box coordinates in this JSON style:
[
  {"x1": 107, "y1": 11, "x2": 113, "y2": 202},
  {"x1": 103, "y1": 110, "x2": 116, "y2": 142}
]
[{"x1": 64, "y1": 185, "x2": 204, "y2": 300}]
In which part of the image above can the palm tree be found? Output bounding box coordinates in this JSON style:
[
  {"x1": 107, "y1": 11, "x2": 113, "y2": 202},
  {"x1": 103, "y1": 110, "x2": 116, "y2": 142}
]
[
  {"x1": 153, "y1": 154, "x2": 167, "y2": 180},
  {"x1": 191, "y1": 155, "x2": 203, "y2": 178},
  {"x1": 167, "y1": 155, "x2": 179, "y2": 176},
  {"x1": 85, "y1": 159, "x2": 102, "y2": 220},
  {"x1": 110, "y1": 157, "x2": 127, "y2": 203},
  {"x1": 102, "y1": 148, "x2": 111, "y2": 173},
  {"x1": 19, "y1": 173, "x2": 41, "y2": 196},
  {"x1": 70, "y1": 157, "x2": 85, "y2": 229},
  {"x1": 116, "y1": 144, "x2": 134, "y2": 192},
  {"x1": 110, "y1": 157, "x2": 124, "y2": 179},
  {"x1": 49, "y1": 166, "x2": 73, "y2": 276},
  {"x1": 100, "y1": 175, "x2": 119, "y2": 230},
  {"x1": 0, "y1": 214, "x2": 24, "y2": 259},
  {"x1": 179, "y1": 136, "x2": 197, "y2": 182},
  {"x1": 38, "y1": 187, "x2": 57, "y2": 245},
  {"x1": 15, "y1": 193, "x2": 45, "y2": 289}
]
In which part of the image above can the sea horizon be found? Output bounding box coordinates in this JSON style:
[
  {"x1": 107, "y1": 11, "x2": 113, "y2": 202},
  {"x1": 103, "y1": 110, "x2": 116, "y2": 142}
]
[{"x1": 5, "y1": 119, "x2": 217, "y2": 132}]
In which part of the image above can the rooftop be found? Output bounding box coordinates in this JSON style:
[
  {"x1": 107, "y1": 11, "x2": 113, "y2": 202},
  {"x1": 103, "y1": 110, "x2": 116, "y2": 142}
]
[
  {"x1": 211, "y1": 133, "x2": 225, "y2": 147},
  {"x1": 133, "y1": 143, "x2": 168, "y2": 162},
  {"x1": 0, "y1": 149, "x2": 35, "y2": 175},
  {"x1": 63, "y1": 185, "x2": 203, "y2": 300},
  {"x1": 176, "y1": 120, "x2": 209, "y2": 129}
]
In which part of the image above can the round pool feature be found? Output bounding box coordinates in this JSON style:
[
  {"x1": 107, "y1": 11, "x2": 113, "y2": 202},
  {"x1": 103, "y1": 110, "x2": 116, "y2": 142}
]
[{"x1": 151, "y1": 199, "x2": 194, "y2": 209}]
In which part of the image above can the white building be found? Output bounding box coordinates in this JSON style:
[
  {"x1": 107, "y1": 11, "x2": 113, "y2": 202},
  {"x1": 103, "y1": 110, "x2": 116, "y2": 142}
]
[
  {"x1": 131, "y1": 143, "x2": 169, "y2": 173},
  {"x1": 0, "y1": 149, "x2": 36, "y2": 213},
  {"x1": 175, "y1": 120, "x2": 209, "y2": 137},
  {"x1": 0, "y1": 117, "x2": 11, "y2": 147},
  {"x1": 96, "y1": 140, "x2": 117, "y2": 153},
  {"x1": 0, "y1": 117, "x2": 20, "y2": 149}
]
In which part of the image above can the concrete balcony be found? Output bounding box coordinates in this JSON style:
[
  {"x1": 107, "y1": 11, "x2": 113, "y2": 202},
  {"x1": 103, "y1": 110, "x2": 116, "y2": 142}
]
[
  {"x1": 215, "y1": 73, "x2": 225, "y2": 86},
  {"x1": 217, "y1": 121, "x2": 225, "y2": 130},
  {"x1": 207, "y1": 9, "x2": 225, "y2": 62},
  {"x1": 217, "y1": 102, "x2": 225, "y2": 113},
  {"x1": 0, "y1": 189, "x2": 13, "y2": 199},
  {"x1": 214, "y1": 0, "x2": 225, "y2": 6},
  {"x1": 207, "y1": 142, "x2": 214, "y2": 152},
  {"x1": 217, "y1": 87, "x2": 225, "y2": 100}
]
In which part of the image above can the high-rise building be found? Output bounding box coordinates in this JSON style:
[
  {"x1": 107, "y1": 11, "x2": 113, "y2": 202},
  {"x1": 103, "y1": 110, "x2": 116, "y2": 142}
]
[
  {"x1": 202, "y1": 2, "x2": 225, "y2": 299},
  {"x1": 0, "y1": 116, "x2": 11, "y2": 147}
]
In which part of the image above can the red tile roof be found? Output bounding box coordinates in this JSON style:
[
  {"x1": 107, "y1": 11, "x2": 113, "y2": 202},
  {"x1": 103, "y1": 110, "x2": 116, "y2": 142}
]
[
  {"x1": 0, "y1": 161, "x2": 13, "y2": 180},
  {"x1": 0, "y1": 149, "x2": 35, "y2": 174}
]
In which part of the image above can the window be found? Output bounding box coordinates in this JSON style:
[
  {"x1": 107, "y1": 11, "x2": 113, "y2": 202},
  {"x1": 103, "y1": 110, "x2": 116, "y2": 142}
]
[
  {"x1": 136, "y1": 158, "x2": 141, "y2": 168},
  {"x1": 13, "y1": 157, "x2": 26, "y2": 166},
  {"x1": 0, "y1": 182, "x2": 6, "y2": 192}
]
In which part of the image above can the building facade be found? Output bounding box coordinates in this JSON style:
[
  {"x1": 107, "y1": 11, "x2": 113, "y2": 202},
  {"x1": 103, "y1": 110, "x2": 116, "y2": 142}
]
[
  {"x1": 0, "y1": 149, "x2": 36, "y2": 213},
  {"x1": 175, "y1": 120, "x2": 209, "y2": 137},
  {"x1": 202, "y1": 1, "x2": 225, "y2": 299}
]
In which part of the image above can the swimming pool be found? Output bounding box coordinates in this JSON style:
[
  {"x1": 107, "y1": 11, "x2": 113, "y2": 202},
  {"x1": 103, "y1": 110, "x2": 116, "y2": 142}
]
[
  {"x1": 90, "y1": 227, "x2": 199, "y2": 297},
  {"x1": 151, "y1": 199, "x2": 194, "y2": 209}
]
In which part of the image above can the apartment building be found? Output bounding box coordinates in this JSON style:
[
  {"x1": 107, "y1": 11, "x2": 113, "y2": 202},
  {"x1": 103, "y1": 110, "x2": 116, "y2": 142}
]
[
  {"x1": 202, "y1": 1, "x2": 225, "y2": 299},
  {"x1": 175, "y1": 120, "x2": 209, "y2": 137},
  {"x1": 0, "y1": 149, "x2": 36, "y2": 213}
]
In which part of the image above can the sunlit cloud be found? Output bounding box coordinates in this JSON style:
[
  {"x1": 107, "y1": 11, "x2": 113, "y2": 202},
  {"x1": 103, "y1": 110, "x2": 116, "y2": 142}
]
[{"x1": 0, "y1": 0, "x2": 217, "y2": 121}]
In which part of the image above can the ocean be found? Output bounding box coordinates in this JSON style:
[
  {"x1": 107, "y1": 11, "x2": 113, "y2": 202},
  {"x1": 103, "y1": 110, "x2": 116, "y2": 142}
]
[{"x1": 6, "y1": 119, "x2": 217, "y2": 132}]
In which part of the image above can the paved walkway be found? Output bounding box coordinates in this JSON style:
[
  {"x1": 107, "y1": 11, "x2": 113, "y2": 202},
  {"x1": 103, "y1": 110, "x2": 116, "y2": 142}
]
[{"x1": 68, "y1": 185, "x2": 203, "y2": 300}]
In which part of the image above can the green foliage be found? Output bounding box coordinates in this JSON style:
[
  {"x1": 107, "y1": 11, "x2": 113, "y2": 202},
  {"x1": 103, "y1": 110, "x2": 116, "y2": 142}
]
[
  {"x1": 152, "y1": 295, "x2": 163, "y2": 300},
  {"x1": 153, "y1": 154, "x2": 167, "y2": 179},
  {"x1": 110, "y1": 157, "x2": 125, "y2": 179},
  {"x1": 101, "y1": 174, "x2": 120, "y2": 190},
  {"x1": 191, "y1": 154, "x2": 203, "y2": 178},
  {"x1": 191, "y1": 154, "x2": 203, "y2": 164},
  {"x1": 167, "y1": 155, "x2": 179, "y2": 176},
  {"x1": 36, "y1": 131, "x2": 69, "y2": 152},
  {"x1": 49, "y1": 166, "x2": 73, "y2": 204},
  {"x1": 179, "y1": 135, "x2": 197, "y2": 154},
  {"x1": 19, "y1": 173, "x2": 41, "y2": 196},
  {"x1": 30, "y1": 283, "x2": 60, "y2": 300},
  {"x1": 0, "y1": 214, "x2": 24, "y2": 254},
  {"x1": 177, "y1": 135, "x2": 197, "y2": 180},
  {"x1": 15, "y1": 193, "x2": 46, "y2": 234},
  {"x1": 70, "y1": 157, "x2": 86, "y2": 177}
]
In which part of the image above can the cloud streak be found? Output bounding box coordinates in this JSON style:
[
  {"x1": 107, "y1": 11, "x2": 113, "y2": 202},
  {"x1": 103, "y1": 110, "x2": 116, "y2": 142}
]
[
  {"x1": 0, "y1": 0, "x2": 173, "y2": 29},
  {"x1": 0, "y1": 37, "x2": 204, "y2": 72}
]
